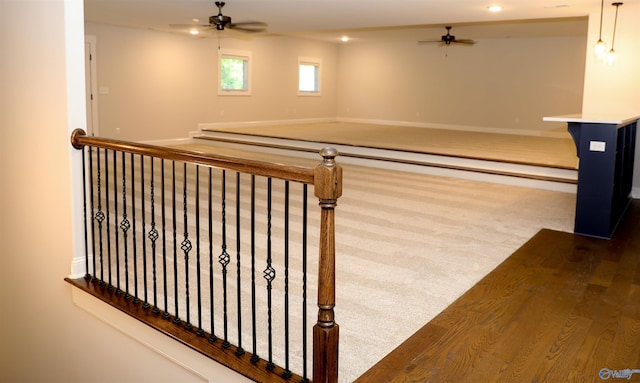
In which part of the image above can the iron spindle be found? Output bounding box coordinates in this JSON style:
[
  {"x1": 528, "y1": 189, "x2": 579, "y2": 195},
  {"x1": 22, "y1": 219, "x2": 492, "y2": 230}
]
[
  {"x1": 235, "y1": 172, "x2": 244, "y2": 356},
  {"x1": 148, "y1": 158, "x2": 160, "y2": 314},
  {"x1": 113, "y1": 150, "x2": 121, "y2": 294},
  {"x1": 141, "y1": 155, "x2": 150, "y2": 309},
  {"x1": 162, "y1": 159, "x2": 170, "y2": 320},
  {"x1": 105, "y1": 149, "x2": 112, "y2": 288},
  {"x1": 131, "y1": 153, "x2": 140, "y2": 304},
  {"x1": 81, "y1": 147, "x2": 91, "y2": 279},
  {"x1": 219, "y1": 170, "x2": 231, "y2": 349},
  {"x1": 182, "y1": 162, "x2": 193, "y2": 330},
  {"x1": 121, "y1": 152, "x2": 131, "y2": 299},
  {"x1": 250, "y1": 175, "x2": 259, "y2": 363},
  {"x1": 208, "y1": 168, "x2": 217, "y2": 343},
  {"x1": 283, "y1": 180, "x2": 292, "y2": 379},
  {"x1": 88, "y1": 147, "x2": 97, "y2": 281},
  {"x1": 172, "y1": 161, "x2": 181, "y2": 324},
  {"x1": 196, "y1": 166, "x2": 205, "y2": 337},
  {"x1": 95, "y1": 148, "x2": 105, "y2": 285},
  {"x1": 264, "y1": 177, "x2": 276, "y2": 371}
]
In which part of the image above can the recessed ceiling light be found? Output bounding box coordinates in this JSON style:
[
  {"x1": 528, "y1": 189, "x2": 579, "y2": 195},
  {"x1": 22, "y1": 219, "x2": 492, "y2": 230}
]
[
  {"x1": 341, "y1": 36, "x2": 349, "y2": 42},
  {"x1": 192, "y1": 18, "x2": 200, "y2": 23},
  {"x1": 488, "y1": 5, "x2": 503, "y2": 12},
  {"x1": 189, "y1": 29, "x2": 200, "y2": 35}
]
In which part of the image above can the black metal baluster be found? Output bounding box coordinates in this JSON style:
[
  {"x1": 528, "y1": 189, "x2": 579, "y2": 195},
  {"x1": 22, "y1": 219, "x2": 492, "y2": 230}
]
[
  {"x1": 148, "y1": 158, "x2": 160, "y2": 314},
  {"x1": 141, "y1": 156, "x2": 150, "y2": 309},
  {"x1": 250, "y1": 175, "x2": 259, "y2": 363},
  {"x1": 113, "y1": 150, "x2": 121, "y2": 294},
  {"x1": 302, "y1": 184, "x2": 309, "y2": 383},
  {"x1": 282, "y1": 181, "x2": 292, "y2": 379},
  {"x1": 209, "y1": 167, "x2": 217, "y2": 343},
  {"x1": 196, "y1": 166, "x2": 205, "y2": 337},
  {"x1": 82, "y1": 147, "x2": 91, "y2": 280},
  {"x1": 120, "y1": 152, "x2": 131, "y2": 299},
  {"x1": 219, "y1": 170, "x2": 231, "y2": 348},
  {"x1": 105, "y1": 149, "x2": 112, "y2": 288},
  {"x1": 131, "y1": 153, "x2": 140, "y2": 304},
  {"x1": 172, "y1": 161, "x2": 181, "y2": 324},
  {"x1": 182, "y1": 163, "x2": 193, "y2": 330},
  {"x1": 264, "y1": 178, "x2": 276, "y2": 371},
  {"x1": 162, "y1": 159, "x2": 170, "y2": 320},
  {"x1": 235, "y1": 172, "x2": 244, "y2": 356},
  {"x1": 95, "y1": 148, "x2": 106, "y2": 286},
  {"x1": 89, "y1": 146, "x2": 98, "y2": 283}
]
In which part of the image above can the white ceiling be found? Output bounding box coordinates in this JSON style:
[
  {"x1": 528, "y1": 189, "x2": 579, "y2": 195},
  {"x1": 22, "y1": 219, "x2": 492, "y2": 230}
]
[{"x1": 83, "y1": 0, "x2": 625, "y2": 42}]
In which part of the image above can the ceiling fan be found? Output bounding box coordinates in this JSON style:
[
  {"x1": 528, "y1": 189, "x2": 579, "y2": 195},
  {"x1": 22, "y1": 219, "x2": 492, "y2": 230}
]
[
  {"x1": 418, "y1": 26, "x2": 476, "y2": 46},
  {"x1": 170, "y1": 1, "x2": 267, "y2": 35}
]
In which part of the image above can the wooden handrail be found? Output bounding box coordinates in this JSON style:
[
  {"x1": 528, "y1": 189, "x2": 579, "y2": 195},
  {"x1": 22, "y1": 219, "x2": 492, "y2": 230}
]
[{"x1": 71, "y1": 129, "x2": 315, "y2": 184}]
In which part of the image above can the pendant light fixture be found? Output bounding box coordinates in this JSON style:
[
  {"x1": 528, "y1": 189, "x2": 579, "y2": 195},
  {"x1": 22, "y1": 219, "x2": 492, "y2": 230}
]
[
  {"x1": 607, "y1": 2, "x2": 623, "y2": 65},
  {"x1": 594, "y1": 0, "x2": 607, "y2": 60}
]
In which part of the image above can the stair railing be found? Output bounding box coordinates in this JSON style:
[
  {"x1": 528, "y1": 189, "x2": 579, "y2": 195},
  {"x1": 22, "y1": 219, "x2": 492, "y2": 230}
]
[{"x1": 67, "y1": 129, "x2": 341, "y2": 383}]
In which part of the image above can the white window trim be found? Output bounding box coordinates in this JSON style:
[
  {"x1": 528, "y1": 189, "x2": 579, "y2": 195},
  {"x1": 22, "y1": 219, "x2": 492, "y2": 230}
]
[
  {"x1": 298, "y1": 57, "x2": 321, "y2": 97},
  {"x1": 218, "y1": 48, "x2": 252, "y2": 96}
]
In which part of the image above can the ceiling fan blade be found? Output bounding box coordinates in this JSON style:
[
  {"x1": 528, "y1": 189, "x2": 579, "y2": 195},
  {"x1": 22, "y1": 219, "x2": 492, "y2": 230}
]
[
  {"x1": 418, "y1": 40, "x2": 443, "y2": 44},
  {"x1": 169, "y1": 24, "x2": 212, "y2": 29},
  {"x1": 454, "y1": 39, "x2": 476, "y2": 45},
  {"x1": 228, "y1": 22, "x2": 267, "y2": 33}
]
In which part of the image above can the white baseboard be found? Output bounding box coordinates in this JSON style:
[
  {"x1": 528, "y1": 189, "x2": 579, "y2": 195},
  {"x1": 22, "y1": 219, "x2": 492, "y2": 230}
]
[
  {"x1": 198, "y1": 117, "x2": 336, "y2": 131},
  {"x1": 69, "y1": 255, "x2": 91, "y2": 279},
  {"x1": 632, "y1": 187, "x2": 640, "y2": 199}
]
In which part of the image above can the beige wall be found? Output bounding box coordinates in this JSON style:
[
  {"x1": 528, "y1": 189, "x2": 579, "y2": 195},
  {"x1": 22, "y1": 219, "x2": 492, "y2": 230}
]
[
  {"x1": 85, "y1": 23, "x2": 339, "y2": 141},
  {"x1": 336, "y1": 34, "x2": 586, "y2": 134},
  {"x1": 0, "y1": 1, "x2": 242, "y2": 381}
]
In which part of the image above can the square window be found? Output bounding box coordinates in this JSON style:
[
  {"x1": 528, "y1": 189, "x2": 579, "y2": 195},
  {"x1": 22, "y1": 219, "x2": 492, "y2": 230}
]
[
  {"x1": 219, "y1": 49, "x2": 252, "y2": 96},
  {"x1": 298, "y1": 57, "x2": 321, "y2": 96}
]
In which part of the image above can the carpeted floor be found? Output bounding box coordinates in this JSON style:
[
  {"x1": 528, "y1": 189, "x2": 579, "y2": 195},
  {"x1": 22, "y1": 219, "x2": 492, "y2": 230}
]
[{"x1": 203, "y1": 122, "x2": 578, "y2": 169}]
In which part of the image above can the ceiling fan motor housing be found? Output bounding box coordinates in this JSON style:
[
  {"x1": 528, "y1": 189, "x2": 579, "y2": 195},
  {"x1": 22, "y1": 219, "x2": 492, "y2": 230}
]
[{"x1": 210, "y1": 14, "x2": 231, "y2": 30}]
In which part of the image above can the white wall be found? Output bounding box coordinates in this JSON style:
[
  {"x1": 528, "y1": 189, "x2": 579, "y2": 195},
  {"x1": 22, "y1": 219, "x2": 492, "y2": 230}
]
[
  {"x1": 336, "y1": 33, "x2": 586, "y2": 135},
  {"x1": 0, "y1": 1, "x2": 245, "y2": 381},
  {"x1": 85, "y1": 23, "x2": 339, "y2": 141}
]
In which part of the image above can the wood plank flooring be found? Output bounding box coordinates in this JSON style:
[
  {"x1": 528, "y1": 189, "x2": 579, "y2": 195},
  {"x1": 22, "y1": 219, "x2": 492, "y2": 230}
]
[{"x1": 355, "y1": 200, "x2": 640, "y2": 383}]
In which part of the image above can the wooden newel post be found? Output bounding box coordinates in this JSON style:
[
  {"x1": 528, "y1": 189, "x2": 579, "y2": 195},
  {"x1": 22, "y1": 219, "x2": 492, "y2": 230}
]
[{"x1": 313, "y1": 147, "x2": 342, "y2": 383}]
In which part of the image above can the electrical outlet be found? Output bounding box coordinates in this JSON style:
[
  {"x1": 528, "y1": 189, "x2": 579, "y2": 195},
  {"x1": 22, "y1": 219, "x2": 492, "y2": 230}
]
[{"x1": 589, "y1": 141, "x2": 606, "y2": 152}]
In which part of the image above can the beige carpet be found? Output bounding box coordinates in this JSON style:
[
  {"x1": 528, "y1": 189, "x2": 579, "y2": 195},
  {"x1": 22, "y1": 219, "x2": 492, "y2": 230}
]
[
  {"x1": 204, "y1": 122, "x2": 578, "y2": 169},
  {"x1": 170, "y1": 144, "x2": 576, "y2": 382}
]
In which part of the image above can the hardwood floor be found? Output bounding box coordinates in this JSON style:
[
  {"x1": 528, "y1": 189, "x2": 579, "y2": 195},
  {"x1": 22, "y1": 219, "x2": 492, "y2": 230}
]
[{"x1": 355, "y1": 200, "x2": 640, "y2": 383}]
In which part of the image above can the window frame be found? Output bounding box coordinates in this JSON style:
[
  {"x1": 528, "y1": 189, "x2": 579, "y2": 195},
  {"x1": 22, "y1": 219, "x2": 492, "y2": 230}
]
[
  {"x1": 218, "y1": 49, "x2": 252, "y2": 96},
  {"x1": 297, "y1": 57, "x2": 321, "y2": 96}
]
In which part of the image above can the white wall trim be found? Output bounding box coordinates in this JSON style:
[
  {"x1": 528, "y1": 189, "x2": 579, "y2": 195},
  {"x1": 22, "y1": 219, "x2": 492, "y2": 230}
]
[
  {"x1": 632, "y1": 187, "x2": 640, "y2": 199},
  {"x1": 198, "y1": 117, "x2": 336, "y2": 131},
  {"x1": 70, "y1": 255, "x2": 92, "y2": 279}
]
